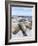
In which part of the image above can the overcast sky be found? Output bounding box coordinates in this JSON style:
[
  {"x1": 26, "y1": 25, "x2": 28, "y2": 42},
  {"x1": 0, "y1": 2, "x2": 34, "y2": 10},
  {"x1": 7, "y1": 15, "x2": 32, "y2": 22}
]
[{"x1": 11, "y1": 7, "x2": 32, "y2": 16}]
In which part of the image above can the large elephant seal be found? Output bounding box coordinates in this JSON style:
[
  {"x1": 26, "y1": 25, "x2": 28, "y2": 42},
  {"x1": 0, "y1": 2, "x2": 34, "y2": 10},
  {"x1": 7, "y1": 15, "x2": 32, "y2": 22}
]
[
  {"x1": 11, "y1": 23, "x2": 20, "y2": 34},
  {"x1": 11, "y1": 21, "x2": 32, "y2": 36}
]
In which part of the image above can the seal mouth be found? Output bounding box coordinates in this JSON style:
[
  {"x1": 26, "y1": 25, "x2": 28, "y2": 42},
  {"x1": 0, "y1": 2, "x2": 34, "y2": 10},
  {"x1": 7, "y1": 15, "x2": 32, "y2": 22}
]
[{"x1": 13, "y1": 31, "x2": 17, "y2": 34}]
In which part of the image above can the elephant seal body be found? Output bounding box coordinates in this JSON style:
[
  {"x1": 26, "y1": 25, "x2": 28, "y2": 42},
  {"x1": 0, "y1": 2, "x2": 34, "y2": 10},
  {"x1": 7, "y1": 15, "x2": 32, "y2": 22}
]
[
  {"x1": 11, "y1": 23, "x2": 20, "y2": 34},
  {"x1": 11, "y1": 20, "x2": 32, "y2": 36}
]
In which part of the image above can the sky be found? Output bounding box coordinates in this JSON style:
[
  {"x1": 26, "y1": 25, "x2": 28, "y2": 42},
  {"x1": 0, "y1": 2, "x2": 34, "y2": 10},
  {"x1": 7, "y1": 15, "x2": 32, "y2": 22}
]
[{"x1": 11, "y1": 7, "x2": 32, "y2": 16}]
